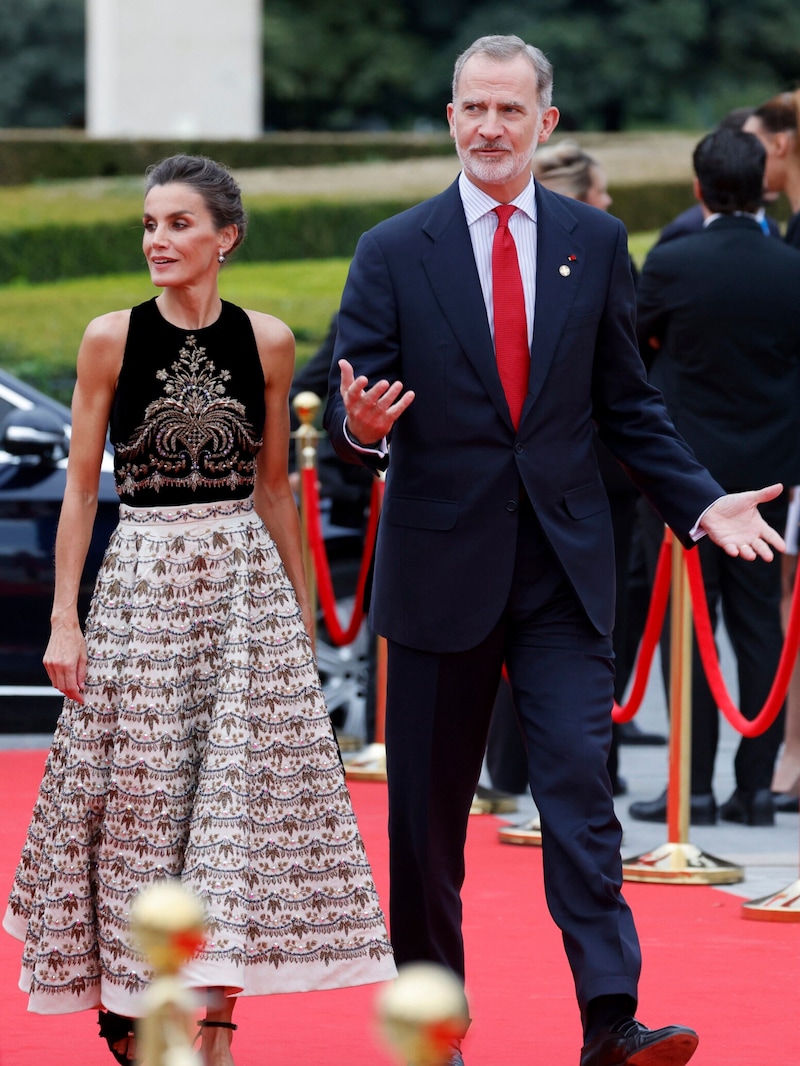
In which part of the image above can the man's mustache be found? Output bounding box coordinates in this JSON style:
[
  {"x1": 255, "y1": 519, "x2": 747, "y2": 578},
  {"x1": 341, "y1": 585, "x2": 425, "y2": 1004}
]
[{"x1": 470, "y1": 142, "x2": 512, "y2": 152}]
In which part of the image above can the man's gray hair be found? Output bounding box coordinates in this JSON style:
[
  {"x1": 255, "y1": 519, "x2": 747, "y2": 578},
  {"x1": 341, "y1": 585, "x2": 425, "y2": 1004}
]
[{"x1": 452, "y1": 35, "x2": 554, "y2": 111}]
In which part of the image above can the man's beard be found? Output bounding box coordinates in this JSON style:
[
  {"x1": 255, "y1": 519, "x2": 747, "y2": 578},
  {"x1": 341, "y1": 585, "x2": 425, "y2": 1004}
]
[{"x1": 456, "y1": 141, "x2": 531, "y2": 186}]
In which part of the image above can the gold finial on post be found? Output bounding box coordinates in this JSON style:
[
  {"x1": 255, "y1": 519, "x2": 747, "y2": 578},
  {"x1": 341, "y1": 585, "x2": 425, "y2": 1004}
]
[
  {"x1": 377, "y1": 963, "x2": 470, "y2": 1066},
  {"x1": 292, "y1": 391, "x2": 322, "y2": 643},
  {"x1": 292, "y1": 390, "x2": 322, "y2": 471},
  {"x1": 130, "y1": 880, "x2": 207, "y2": 1066}
]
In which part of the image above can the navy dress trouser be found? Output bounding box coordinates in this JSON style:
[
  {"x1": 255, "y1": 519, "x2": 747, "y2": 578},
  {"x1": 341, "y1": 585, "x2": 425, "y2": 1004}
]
[{"x1": 384, "y1": 496, "x2": 642, "y2": 1012}]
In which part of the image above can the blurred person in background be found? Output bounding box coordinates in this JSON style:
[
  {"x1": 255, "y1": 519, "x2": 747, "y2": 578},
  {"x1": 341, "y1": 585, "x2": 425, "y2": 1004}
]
[
  {"x1": 744, "y1": 89, "x2": 800, "y2": 806},
  {"x1": 657, "y1": 107, "x2": 781, "y2": 246},
  {"x1": 744, "y1": 89, "x2": 800, "y2": 249}
]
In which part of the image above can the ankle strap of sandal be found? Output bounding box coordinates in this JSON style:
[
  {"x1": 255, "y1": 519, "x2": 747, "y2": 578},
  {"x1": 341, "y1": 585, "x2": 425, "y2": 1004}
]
[{"x1": 198, "y1": 1020, "x2": 238, "y2": 1031}]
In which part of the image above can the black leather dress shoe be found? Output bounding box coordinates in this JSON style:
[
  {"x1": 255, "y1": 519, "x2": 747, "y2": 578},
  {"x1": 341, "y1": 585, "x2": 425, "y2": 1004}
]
[
  {"x1": 772, "y1": 790, "x2": 800, "y2": 814},
  {"x1": 628, "y1": 790, "x2": 717, "y2": 826},
  {"x1": 580, "y1": 1017, "x2": 698, "y2": 1066},
  {"x1": 719, "y1": 787, "x2": 774, "y2": 826}
]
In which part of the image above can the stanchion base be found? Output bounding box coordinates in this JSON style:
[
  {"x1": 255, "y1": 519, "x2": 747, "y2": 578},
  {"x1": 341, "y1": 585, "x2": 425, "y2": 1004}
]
[
  {"x1": 344, "y1": 742, "x2": 387, "y2": 782},
  {"x1": 470, "y1": 787, "x2": 518, "y2": 816},
  {"x1": 741, "y1": 879, "x2": 800, "y2": 922},
  {"x1": 335, "y1": 731, "x2": 364, "y2": 753},
  {"x1": 498, "y1": 816, "x2": 542, "y2": 847},
  {"x1": 622, "y1": 842, "x2": 744, "y2": 884}
]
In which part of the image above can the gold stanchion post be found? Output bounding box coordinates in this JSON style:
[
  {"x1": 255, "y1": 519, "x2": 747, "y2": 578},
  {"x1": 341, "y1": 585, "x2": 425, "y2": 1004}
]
[
  {"x1": 622, "y1": 534, "x2": 743, "y2": 885},
  {"x1": 292, "y1": 391, "x2": 321, "y2": 645},
  {"x1": 130, "y1": 880, "x2": 207, "y2": 1066}
]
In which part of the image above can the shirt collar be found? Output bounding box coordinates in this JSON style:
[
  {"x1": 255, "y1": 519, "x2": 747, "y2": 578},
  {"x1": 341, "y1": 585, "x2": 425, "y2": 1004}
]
[
  {"x1": 703, "y1": 210, "x2": 760, "y2": 227},
  {"x1": 458, "y1": 171, "x2": 537, "y2": 226}
]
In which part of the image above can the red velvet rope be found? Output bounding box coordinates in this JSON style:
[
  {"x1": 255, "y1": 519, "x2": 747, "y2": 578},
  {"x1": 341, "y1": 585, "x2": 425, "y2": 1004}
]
[
  {"x1": 612, "y1": 530, "x2": 673, "y2": 723},
  {"x1": 685, "y1": 545, "x2": 800, "y2": 738},
  {"x1": 302, "y1": 466, "x2": 382, "y2": 646}
]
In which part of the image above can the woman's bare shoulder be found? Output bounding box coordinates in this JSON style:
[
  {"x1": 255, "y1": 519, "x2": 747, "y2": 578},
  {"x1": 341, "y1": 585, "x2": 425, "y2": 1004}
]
[
  {"x1": 81, "y1": 308, "x2": 132, "y2": 346},
  {"x1": 243, "y1": 308, "x2": 294, "y2": 350}
]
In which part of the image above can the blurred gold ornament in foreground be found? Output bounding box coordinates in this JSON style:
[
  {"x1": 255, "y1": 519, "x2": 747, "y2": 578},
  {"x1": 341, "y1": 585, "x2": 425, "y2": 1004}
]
[{"x1": 377, "y1": 962, "x2": 470, "y2": 1065}]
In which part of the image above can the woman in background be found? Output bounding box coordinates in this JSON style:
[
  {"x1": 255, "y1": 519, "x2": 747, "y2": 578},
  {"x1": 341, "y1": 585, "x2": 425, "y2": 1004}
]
[{"x1": 744, "y1": 89, "x2": 800, "y2": 248}]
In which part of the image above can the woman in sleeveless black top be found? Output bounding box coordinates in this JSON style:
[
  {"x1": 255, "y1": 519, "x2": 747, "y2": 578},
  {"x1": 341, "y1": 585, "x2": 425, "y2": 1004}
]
[{"x1": 3, "y1": 155, "x2": 394, "y2": 1066}]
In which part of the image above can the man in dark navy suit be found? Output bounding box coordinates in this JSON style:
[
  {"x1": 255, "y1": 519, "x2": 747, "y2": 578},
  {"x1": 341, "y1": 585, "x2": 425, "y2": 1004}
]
[{"x1": 324, "y1": 35, "x2": 784, "y2": 1066}]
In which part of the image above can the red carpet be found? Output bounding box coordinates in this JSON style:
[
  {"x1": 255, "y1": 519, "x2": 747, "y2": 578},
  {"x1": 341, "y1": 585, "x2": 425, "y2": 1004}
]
[{"x1": 0, "y1": 749, "x2": 798, "y2": 1065}]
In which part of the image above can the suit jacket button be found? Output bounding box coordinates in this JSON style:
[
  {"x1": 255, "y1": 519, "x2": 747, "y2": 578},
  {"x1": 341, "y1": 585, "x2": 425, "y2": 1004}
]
[
  {"x1": 514, "y1": 443, "x2": 523, "y2": 453},
  {"x1": 506, "y1": 500, "x2": 518, "y2": 512}
]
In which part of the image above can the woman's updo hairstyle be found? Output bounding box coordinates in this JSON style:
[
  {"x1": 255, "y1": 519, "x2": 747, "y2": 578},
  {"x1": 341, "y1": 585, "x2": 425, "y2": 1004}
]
[{"x1": 144, "y1": 154, "x2": 248, "y2": 255}]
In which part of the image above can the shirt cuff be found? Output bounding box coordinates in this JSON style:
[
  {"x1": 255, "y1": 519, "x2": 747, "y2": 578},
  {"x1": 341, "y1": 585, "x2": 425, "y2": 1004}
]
[{"x1": 343, "y1": 417, "x2": 388, "y2": 457}]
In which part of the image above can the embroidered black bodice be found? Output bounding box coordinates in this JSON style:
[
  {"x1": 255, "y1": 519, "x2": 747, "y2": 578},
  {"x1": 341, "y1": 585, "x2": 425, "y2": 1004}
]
[{"x1": 110, "y1": 298, "x2": 266, "y2": 506}]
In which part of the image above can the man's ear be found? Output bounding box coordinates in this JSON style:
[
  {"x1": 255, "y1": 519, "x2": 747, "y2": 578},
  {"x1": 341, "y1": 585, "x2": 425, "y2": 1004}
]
[
  {"x1": 773, "y1": 130, "x2": 791, "y2": 159},
  {"x1": 538, "y1": 106, "x2": 560, "y2": 144}
]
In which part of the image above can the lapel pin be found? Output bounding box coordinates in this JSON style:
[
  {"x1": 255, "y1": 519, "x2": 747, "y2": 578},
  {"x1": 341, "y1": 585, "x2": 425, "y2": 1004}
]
[{"x1": 559, "y1": 264, "x2": 571, "y2": 277}]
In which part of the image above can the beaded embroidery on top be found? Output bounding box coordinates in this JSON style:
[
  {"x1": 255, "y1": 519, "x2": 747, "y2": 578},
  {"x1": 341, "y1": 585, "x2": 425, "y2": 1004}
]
[{"x1": 114, "y1": 335, "x2": 262, "y2": 499}]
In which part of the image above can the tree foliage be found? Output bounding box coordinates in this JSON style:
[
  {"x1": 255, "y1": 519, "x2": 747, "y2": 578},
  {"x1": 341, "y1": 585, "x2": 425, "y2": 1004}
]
[
  {"x1": 0, "y1": 0, "x2": 85, "y2": 128},
  {"x1": 2, "y1": 0, "x2": 799, "y2": 132},
  {"x1": 263, "y1": 0, "x2": 427, "y2": 130}
]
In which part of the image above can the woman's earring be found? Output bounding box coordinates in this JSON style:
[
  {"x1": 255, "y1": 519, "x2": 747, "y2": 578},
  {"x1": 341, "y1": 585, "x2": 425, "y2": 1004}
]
[{"x1": 217, "y1": 252, "x2": 226, "y2": 264}]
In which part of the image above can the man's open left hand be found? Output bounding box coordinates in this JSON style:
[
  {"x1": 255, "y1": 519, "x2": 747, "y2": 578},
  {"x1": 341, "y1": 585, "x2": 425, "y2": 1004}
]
[{"x1": 699, "y1": 483, "x2": 786, "y2": 561}]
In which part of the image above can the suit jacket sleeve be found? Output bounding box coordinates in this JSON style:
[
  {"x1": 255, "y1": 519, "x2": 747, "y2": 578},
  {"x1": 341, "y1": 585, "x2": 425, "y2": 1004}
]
[{"x1": 323, "y1": 229, "x2": 398, "y2": 473}]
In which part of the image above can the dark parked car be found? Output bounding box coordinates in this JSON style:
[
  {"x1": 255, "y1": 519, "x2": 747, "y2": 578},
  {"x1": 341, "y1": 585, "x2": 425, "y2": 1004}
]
[
  {"x1": 0, "y1": 369, "x2": 372, "y2": 740},
  {"x1": 0, "y1": 369, "x2": 118, "y2": 731}
]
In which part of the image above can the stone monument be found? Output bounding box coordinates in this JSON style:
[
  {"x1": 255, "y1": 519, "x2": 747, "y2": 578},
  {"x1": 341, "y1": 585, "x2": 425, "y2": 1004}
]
[{"x1": 86, "y1": 0, "x2": 262, "y2": 139}]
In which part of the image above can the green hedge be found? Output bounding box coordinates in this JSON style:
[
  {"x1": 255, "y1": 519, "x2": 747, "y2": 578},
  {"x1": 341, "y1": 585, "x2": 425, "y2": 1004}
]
[
  {"x1": 0, "y1": 201, "x2": 418, "y2": 284},
  {"x1": 0, "y1": 131, "x2": 454, "y2": 186},
  {"x1": 0, "y1": 183, "x2": 790, "y2": 285}
]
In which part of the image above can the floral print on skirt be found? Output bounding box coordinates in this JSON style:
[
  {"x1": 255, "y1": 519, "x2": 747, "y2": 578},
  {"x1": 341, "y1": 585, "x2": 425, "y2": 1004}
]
[{"x1": 3, "y1": 497, "x2": 395, "y2": 1016}]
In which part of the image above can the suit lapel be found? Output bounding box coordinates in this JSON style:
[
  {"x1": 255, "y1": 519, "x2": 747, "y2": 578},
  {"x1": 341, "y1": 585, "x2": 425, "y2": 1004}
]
[
  {"x1": 524, "y1": 184, "x2": 584, "y2": 416},
  {"x1": 418, "y1": 180, "x2": 587, "y2": 430},
  {"x1": 420, "y1": 182, "x2": 514, "y2": 428}
]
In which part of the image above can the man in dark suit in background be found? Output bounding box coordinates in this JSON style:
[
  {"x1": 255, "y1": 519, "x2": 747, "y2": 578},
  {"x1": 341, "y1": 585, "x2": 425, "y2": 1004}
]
[
  {"x1": 324, "y1": 35, "x2": 784, "y2": 1066},
  {"x1": 655, "y1": 108, "x2": 781, "y2": 246},
  {"x1": 630, "y1": 127, "x2": 800, "y2": 828}
]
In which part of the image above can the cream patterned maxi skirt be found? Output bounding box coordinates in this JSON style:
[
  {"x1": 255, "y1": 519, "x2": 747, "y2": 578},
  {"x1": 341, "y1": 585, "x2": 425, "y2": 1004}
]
[{"x1": 3, "y1": 497, "x2": 395, "y2": 1016}]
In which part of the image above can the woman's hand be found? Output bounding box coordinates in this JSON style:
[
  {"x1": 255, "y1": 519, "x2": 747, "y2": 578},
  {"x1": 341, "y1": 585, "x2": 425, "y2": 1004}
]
[{"x1": 43, "y1": 616, "x2": 88, "y2": 703}]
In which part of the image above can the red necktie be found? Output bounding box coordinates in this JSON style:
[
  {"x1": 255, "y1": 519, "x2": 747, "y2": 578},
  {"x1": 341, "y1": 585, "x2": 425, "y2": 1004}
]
[{"x1": 492, "y1": 205, "x2": 529, "y2": 428}]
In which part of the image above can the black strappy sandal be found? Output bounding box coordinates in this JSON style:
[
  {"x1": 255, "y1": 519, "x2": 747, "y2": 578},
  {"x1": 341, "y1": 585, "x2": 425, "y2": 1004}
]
[
  {"x1": 98, "y1": 1010, "x2": 136, "y2": 1066},
  {"x1": 196, "y1": 1019, "x2": 238, "y2": 1038},
  {"x1": 195, "y1": 1019, "x2": 238, "y2": 1057}
]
